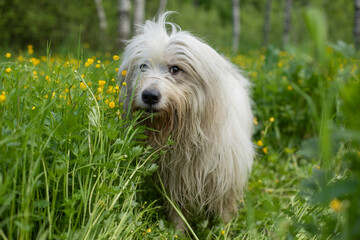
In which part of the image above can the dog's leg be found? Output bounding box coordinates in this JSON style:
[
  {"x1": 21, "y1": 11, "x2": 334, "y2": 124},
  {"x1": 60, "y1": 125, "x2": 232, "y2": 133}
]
[
  {"x1": 218, "y1": 194, "x2": 238, "y2": 223},
  {"x1": 168, "y1": 207, "x2": 187, "y2": 231}
]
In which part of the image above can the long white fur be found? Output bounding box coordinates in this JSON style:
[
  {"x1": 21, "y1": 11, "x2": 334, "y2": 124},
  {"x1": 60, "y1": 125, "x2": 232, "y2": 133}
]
[{"x1": 119, "y1": 12, "x2": 254, "y2": 227}]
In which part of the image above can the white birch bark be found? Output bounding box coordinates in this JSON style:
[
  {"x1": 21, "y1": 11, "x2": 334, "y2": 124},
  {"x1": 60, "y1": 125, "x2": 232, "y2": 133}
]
[
  {"x1": 232, "y1": 0, "x2": 240, "y2": 51},
  {"x1": 263, "y1": 0, "x2": 272, "y2": 46},
  {"x1": 133, "y1": 0, "x2": 145, "y2": 33},
  {"x1": 94, "y1": 0, "x2": 107, "y2": 33},
  {"x1": 157, "y1": 0, "x2": 167, "y2": 15},
  {"x1": 283, "y1": 0, "x2": 293, "y2": 47},
  {"x1": 118, "y1": 0, "x2": 131, "y2": 48}
]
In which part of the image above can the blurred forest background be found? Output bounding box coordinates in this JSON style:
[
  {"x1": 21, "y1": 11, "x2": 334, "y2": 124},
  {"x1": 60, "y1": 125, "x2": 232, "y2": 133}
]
[
  {"x1": 1, "y1": 0, "x2": 357, "y2": 53},
  {"x1": 1, "y1": 0, "x2": 360, "y2": 239}
]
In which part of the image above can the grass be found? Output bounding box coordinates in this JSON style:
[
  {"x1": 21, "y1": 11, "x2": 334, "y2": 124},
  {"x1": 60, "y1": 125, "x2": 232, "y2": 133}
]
[{"x1": 1, "y1": 24, "x2": 360, "y2": 240}]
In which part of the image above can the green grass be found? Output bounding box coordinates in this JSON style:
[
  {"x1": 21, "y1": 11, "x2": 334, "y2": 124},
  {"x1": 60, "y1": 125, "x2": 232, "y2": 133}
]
[{"x1": 1, "y1": 26, "x2": 360, "y2": 240}]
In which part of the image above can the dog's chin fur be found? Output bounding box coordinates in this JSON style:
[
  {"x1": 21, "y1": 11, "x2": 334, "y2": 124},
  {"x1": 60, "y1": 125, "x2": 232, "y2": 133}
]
[{"x1": 119, "y1": 12, "x2": 255, "y2": 229}]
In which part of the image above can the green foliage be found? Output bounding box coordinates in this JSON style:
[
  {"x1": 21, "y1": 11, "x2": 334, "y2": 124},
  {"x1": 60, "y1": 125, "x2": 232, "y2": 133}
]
[
  {"x1": 0, "y1": 0, "x2": 355, "y2": 52},
  {"x1": 0, "y1": 5, "x2": 359, "y2": 239},
  {"x1": 0, "y1": 49, "x2": 168, "y2": 239}
]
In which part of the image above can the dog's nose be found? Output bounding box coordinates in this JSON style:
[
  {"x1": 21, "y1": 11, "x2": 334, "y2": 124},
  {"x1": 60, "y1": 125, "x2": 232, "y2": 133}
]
[{"x1": 142, "y1": 89, "x2": 161, "y2": 105}]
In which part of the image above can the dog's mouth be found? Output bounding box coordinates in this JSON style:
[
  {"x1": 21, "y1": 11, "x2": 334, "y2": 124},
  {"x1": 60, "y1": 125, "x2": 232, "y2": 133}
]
[
  {"x1": 144, "y1": 107, "x2": 159, "y2": 114},
  {"x1": 133, "y1": 106, "x2": 161, "y2": 116}
]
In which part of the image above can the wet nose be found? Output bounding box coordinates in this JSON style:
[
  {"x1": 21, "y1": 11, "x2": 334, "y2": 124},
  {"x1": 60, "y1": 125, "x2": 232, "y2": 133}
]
[{"x1": 141, "y1": 89, "x2": 161, "y2": 106}]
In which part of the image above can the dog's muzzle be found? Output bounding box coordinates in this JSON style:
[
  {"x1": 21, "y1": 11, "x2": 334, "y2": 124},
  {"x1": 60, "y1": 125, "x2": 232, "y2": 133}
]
[{"x1": 141, "y1": 88, "x2": 161, "y2": 112}]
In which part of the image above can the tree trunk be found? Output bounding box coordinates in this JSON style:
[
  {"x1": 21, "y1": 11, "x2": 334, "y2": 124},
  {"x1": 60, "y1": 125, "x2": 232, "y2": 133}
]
[
  {"x1": 157, "y1": 0, "x2": 167, "y2": 15},
  {"x1": 232, "y1": 0, "x2": 240, "y2": 52},
  {"x1": 94, "y1": 0, "x2": 108, "y2": 47},
  {"x1": 118, "y1": 0, "x2": 131, "y2": 49},
  {"x1": 283, "y1": 0, "x2": 293, "y2": 47},
  {"x1": 355, "y1": 0, "x2": 360, "y2": 49},
  {"x1": 263, "y1": 0, "x2": 272, "y2": 47},
  {"x1": 134, "y1": 0, "x2": 145, "y2": 34},
  {"x1": 193, "y1": 0, "x2": 200, "y2": 8}
]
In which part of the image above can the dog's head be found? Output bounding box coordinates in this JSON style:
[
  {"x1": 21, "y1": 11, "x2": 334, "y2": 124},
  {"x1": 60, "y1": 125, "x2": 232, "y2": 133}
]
[
  {"x1": 118, "y1": 12, "x2": 246, "y2": 142},
  {"x1": 121, "y1": 13, "x2": 227, "y2": 112}
]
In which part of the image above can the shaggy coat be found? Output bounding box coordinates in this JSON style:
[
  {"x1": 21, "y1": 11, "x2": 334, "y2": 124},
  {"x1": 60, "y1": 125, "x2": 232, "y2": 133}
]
[{"x1": 119, "y1": 13, "x2": 254, "y2": 228}]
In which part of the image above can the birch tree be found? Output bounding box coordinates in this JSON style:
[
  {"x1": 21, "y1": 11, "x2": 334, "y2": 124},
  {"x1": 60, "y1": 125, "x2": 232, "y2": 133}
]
[
  {"x1": 118, "y1": 0, "x2": 131, "y2": 49},
  {"x1": 94, "y1": 0, "x2": 107, "y2": 34},
  {"x1": 133, "y1": 0, "x2": 145, "y2": 33},
  {"x1": 283, "y1": 0, "x2": 293, "y2": 47},
  {"x1": 263, "y1": 0, "x2": 272, "y2": 46},
  {"x1": 157, "y1": 0, "x2": 167, "y2": 15},
  {"x1": 94, "y1": 0, "x2": 108, "y2": 45},
  {"x1": 355, "y1": 0, "x2": 360, "y2": 49},
  {"x1": 232, "y1": 0, "x2": 240, "y2": 51}
]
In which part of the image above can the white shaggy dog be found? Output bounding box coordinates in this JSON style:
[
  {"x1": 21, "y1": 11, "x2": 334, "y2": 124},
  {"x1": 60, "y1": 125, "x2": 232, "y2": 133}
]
[{"x1": 119, "y1": 13, "x2": 254, "y2": 229}]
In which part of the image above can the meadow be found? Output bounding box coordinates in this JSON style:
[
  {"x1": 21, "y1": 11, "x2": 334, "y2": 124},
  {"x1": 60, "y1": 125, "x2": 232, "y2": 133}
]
[{"x1": 1, "y1": 24, "x2": 360, "y2": 240}]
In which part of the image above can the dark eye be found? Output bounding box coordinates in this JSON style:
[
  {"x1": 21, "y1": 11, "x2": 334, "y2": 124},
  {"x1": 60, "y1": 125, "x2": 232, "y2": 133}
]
[
  {"x1": 169, "y1": 66, "x2": 180, "y2": 75},
  {"x1": 140, "y1": 64, "x2": 148, "y2": 72}
]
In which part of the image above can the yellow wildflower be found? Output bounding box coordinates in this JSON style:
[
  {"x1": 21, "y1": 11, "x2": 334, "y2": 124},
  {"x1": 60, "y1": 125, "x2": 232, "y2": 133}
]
[
  {"x1": 115, "y1": 68, "x2": 119, "y2": 72},
  {"x1": 122, "y1": 82, "x2": 126, "y2": 86},
  {"x1": 257, "y1": 140, "x2": 263, "y2": 147},
  {"x1": 32, "y1": 106, "x2": 36, "y2": 110},
  {"x1": 221, "y1": 230, "x2": 225, "y2": 235},
  {"x1": 18, "y1": 56, "x2": 24, "y2": 61},
  {"x1": 45, "y1": 75, "x2": 50, "y2": 82},
  {"x1": 253, "y1": 117, "x2": 258, "y2": 125},
  {"x1": 85, "y1": 58, "x2": 94, "y2": 67},
  {"x1": 45, "y1": 94, "x2": 48, "y2": 99},
  {"x1": 30, "y1": 57, "x2": 40, "y2": 66},
  {"x1": 146, "y1": 228, "x2": 151, "y2": 233},
  {"x1": 0, "y1": 94, "x2": 6, "y2": 103},
  {"x1": 5, "y1": 53, "x2": 11, "y2": 58},
  {"x1": 80, "y1": 82, "x2": 87, "y2": 90},
  {"x1": 269, "y1": 117, "x2": 275, "y2": 123},
  {"x1": 5, "y1": 67, "x2": 11, "y2": 73},
  {"x1": 113, "y1": 55, "x2": 120, "y2": 61},
  {"x1": 95, "y1": 64, "x2": 100, "y2": 68},
  {"x1": 250, "y1": 71, "x2": 258, "y2": 78},
  {"x1": 106, "y1": 86, "x2": 114, "y2": 93},
  {"x1": 121, "y1": 70, "x2": 127, "y2": 76},
  {"x1": 287, "y1": 85, "x2": 293, "y2": 91},
  {"x1": 277, "y1": 62, "x2": 283, "y2": 68},
  {"x1": 109, "y1": 101, "x2": 115, "y2": 108},
  {"x1": 28, "y1": 45, "x2": 34, "y2": 54},
  {"x1": 330, "y1": 199, "x2": 342, "y2": 212},
  {"x1": 98, "y1": 80, "x2": 106, "y2": 86},
  {"x1": 263, "y1": 147, "x2": 268, "y2": 154}
]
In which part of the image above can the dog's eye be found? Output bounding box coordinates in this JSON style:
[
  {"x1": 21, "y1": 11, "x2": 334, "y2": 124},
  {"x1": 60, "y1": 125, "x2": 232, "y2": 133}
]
[
  {"x1": 140, "y1": 64, "x2": 148, "y2": 72},
  {"x1": 169, "y1": 66, "x2": 180, "y2": 75}
]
